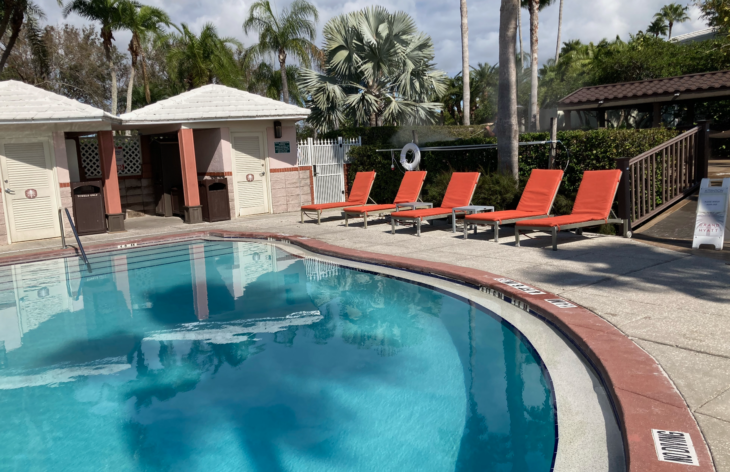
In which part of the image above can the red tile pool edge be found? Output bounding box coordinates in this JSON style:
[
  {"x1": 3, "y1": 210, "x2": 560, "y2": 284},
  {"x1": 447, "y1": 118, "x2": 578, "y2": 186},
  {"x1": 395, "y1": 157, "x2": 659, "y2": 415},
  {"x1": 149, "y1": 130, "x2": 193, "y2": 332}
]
[{"x1": 0, "y1": 230, "x2": 715, "y2": 472}]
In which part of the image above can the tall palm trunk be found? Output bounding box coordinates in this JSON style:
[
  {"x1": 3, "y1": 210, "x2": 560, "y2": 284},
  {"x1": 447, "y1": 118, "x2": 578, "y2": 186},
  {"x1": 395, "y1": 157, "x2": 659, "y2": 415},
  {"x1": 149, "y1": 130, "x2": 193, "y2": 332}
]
[
  {"x1": 555, "y1": 0, "x2": 564, "y2": 63},
  {"x1": 517, "y1": 9, "x2": 524, "y2": 68},
  {"x1": 528, "y1": 0, "x2": 539, "y2": 131},
  {"x1": 668, "y1": 21, "x2": 674, "y2": 40},
  {"x1": 103, "y1": 38, "x2": 118, "y2": 114},
  {"x1": 141, "y1": 55, "x2": 151, "y2": 104},
  {"x1": 498, "y1": 0, "x2": 519, "y2": 179},
  {"x1": 279, "y1": 49, "x2": 289, "y2": 103},
  {"x1": 0, "y1": 1, "x2": 15, "y2": 47},
  {"x1": 126, "y1": 62, "x2": 135, "y2": 113},
  {"x1": 0, "y1": 7, "x2": 24, "y2": 73},
  {"x1": 460, "y1": 0, "x2": 470, "y2": 126}
]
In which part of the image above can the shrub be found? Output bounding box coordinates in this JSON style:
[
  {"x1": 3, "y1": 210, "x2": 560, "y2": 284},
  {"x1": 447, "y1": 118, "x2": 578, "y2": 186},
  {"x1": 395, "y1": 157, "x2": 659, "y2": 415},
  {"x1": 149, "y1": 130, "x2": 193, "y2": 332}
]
[
  {"x1": 347, "y1": 126, "x2": 681, "y2": 209},
  {"x1": 422, "y1": 169, "x2": 519, "y2": 209}
]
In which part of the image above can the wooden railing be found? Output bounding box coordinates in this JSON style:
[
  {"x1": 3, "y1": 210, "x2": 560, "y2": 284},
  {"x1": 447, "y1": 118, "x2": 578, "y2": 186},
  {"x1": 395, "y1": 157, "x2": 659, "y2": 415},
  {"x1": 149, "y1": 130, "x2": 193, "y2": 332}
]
[{"x1": 617, "y1": 122, "x2": 711, "y2": 231}]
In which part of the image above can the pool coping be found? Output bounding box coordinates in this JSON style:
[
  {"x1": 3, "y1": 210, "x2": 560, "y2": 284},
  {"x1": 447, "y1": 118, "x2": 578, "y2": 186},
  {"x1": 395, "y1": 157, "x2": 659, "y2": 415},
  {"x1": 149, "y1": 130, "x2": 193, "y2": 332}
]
[{"x1": 0, "y1": 230, "x2": 715, "y2": 472}]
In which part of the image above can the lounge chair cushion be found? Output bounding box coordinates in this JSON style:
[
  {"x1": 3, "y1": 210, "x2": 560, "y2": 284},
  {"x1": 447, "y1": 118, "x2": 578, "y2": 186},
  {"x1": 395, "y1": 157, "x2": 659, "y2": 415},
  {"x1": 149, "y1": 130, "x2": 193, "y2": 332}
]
[
  {"x1": 516, "y1": 213, "x2": 606, "y2": 229},
  {"x1": 466, "y1": 210, "x2": 545, "y2": 223},
  {"x1": 344, "y1": 204, "x2": 396, "y2": 214},
  {"x1": 301, "y1": 202, "x2": 362, "y2": 211},
  {"x1": 571, "y1": 169, "x2": 622, "y2": 220},
  {"x1": 516, "y1": 169, "x2": 564, "y2": 214},
  {"x1": 394, "y1": 171, "x2": 428, "y2": 203},
  {"x1": 347, "y1": 171, "x2": 377, "y2": 204},
  {"x1": 391, "y1": 208, "x2": 459, "y2": 219},
  {"x1": 441, "y1": 172, "x2": 481, "y2": 208}
]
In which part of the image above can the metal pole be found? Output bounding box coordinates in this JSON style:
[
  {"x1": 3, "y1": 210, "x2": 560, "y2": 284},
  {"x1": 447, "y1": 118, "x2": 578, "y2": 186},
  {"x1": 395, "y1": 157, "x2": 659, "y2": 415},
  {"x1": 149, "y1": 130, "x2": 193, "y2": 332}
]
[
  {"x1": 58, "y1": 209, "x2": 67, "y2": 249},
  {"x1": 549, "y1": 117, "x2": 558, "y2": 169}
]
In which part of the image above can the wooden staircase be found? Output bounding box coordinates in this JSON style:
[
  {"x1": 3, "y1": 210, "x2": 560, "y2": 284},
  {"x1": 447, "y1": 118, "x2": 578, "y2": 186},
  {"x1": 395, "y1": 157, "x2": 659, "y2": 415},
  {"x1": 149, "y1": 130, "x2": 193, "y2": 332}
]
[{"x1": 616, "y1": 121, "x2": 712, "y2": 233}]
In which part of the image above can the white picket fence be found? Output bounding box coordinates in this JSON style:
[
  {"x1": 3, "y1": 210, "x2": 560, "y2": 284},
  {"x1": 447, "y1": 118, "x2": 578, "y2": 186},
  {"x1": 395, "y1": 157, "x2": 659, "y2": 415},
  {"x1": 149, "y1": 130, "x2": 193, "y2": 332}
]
[{"x1": 297, "y1": 137, "x2": 362, "y2": 204}]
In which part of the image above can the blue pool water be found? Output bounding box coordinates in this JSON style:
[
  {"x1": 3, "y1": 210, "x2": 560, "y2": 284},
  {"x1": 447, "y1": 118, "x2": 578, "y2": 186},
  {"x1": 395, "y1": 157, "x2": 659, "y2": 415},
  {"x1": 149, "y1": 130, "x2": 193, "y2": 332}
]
[{"x1": 0, "y1": 241, "x2": 556, "y2": 471}]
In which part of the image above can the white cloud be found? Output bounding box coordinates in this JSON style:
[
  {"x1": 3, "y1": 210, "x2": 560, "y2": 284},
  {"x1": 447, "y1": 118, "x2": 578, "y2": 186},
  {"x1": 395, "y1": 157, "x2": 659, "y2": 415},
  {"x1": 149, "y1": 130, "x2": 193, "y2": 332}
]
[{"x1": 36, "y1": 0, "x2": 705, "y2": 76}]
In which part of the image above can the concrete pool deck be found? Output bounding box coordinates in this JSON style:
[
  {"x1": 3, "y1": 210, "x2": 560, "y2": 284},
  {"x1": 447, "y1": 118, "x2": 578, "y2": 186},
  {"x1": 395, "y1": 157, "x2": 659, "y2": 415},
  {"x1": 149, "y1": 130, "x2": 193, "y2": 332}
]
[{"x1": 2, "y1": 211, "x2": 729, "y2": 471}]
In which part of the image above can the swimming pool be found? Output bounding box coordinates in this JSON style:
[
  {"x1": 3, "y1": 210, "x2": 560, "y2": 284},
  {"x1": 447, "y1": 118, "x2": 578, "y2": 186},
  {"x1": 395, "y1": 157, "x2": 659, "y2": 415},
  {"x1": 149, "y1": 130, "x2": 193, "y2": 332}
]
[{"x1": 0, "y1": 240, "x2": 557, "y2": 471}]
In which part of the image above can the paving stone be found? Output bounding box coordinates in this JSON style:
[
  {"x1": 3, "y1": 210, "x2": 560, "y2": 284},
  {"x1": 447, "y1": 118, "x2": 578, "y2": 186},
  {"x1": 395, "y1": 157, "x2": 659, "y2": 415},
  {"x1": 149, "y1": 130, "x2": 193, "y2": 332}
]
[{"x1": 695, "y1": 413, "x2": 730, "y2": 472}]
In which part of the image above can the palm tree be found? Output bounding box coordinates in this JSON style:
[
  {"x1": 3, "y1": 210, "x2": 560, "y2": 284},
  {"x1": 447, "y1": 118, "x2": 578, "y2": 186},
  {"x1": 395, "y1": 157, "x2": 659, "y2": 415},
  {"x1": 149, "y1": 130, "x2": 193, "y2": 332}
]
[
  {"x1": 243, "y1": 0, "x2": 318, "y2": 104},
  {"x1": 0, "y1": 0, "x2": 48, "y2": 74},
  {"x1": 521, "y1": 0, "x2": 556, "y2": 131},
  {"x1": 298, "y1": 7, "x2": 447, "y2": 132},
  {"x1": 161, "y1": 23, "x2": 242, "y2": 90},
  {"x1": 554, "y1": 0, "x2": 564, "y2": 63},
  {"x1": 498, "y1": 0, "x2": 519, "y2": 179},
  {"x1": 655, "y1": 3, "x2": 691, "y2": 39},
  {"x1": 460, "y1": 0, "x2": 470, "y2": 125},
  {"x1": 647, "y1": 17, "x2": 669, "y2": 38},
  {"x1": 62, "y1": 0, "x2": 133, "y2": 114},
  {"x1": 248, "y1": 62, "x2": 304, "y2": 105},
  {"x1": 120, "y1": 3, "x2": 171, "y2": 111},
  {"x1": 517, "y1": 10, "x2": 525, "y2": 68}
]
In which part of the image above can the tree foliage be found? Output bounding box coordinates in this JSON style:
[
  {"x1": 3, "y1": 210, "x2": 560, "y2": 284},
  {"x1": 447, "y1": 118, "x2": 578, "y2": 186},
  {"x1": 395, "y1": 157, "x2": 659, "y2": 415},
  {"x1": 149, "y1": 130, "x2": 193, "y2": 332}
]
[
  {"x1": 0, "y1": 24, "x2": 128, "y2": 109},
  {"x1": 298, "y1": 6, "x2": 447, "y2": 132},
  {"x1": 243, "y1": 0, "x2": 319, "y2": 103}
]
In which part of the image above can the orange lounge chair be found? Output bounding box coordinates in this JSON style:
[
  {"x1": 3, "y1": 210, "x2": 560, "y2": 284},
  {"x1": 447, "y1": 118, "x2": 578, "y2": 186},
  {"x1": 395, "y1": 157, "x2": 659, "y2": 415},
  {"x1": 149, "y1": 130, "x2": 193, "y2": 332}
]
[
  {"x1": 462, "y1": 169, "x2": 564, "y2": 242},
  {"x1": 390, "y1": 172, "x2": 480, "y2": 237},
  {"x1": 515, "y1": 169, "x2": 628, "y2": 251},
  {"x1": 300, "y1": 171, "x2": 376, "y2": 224},
  {"x1": 343, "y1": 171, "x2": 427, "y2": 229}
]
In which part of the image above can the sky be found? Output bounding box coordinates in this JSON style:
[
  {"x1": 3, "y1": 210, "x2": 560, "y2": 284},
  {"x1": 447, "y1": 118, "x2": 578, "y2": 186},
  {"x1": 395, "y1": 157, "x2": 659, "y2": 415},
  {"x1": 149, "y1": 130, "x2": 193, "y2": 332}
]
[{"x1": 37, "y1": 0, "x2": 709, "y2": 75}]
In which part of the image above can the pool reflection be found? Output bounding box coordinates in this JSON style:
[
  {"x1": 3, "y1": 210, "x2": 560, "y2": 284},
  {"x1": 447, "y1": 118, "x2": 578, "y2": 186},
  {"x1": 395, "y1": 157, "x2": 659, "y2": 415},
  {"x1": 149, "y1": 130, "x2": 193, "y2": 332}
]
[{"x1": 0, "y1": 241, "x2": 555, "y2": 472}]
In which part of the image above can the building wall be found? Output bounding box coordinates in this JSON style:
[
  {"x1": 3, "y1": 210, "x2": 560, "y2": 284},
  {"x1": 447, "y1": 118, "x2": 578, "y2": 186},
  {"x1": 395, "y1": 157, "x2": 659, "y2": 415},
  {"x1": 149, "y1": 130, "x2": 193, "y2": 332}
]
[
  {"x1": 267, "y1": 125, "x2": 298, "y2": 169},
  {"x1": 270, "y1": 167, "x2": 313, "y2": 214}
]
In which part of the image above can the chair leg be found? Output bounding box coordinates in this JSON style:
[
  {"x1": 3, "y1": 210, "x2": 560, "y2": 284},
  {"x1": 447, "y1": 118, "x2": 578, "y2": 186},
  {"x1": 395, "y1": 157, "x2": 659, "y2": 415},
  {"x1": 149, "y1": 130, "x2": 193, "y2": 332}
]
[
  {"x1": 317, "y1": 211, "x2": 321, "y2": 225},
  {"x1": 576, "y1": 228, "x2": 583, "y2": 236},
  {"x1": 417, "y1": 220, "x2": 421, "y2": 237},
  {"x1": 300, "y1": 211, "x2": 304, "y2": 224},
  {"x1": 623, "y1": 219, "x2": 631, "y2": 238},
  {"x1": 552, "y1": 227, "x2": 558, "y2": 251},
  {"x1": 463, "y1": 222, "x2": 468, "y2": 240},
  {"x1": 364, "y1": 214, "x2": 368, "y2": 229},
  {"x1": 391, "y1": 219, "x2": 395, "y2": 235},
  {"x1": 345, "y1": 214, "x2": 349, "y2": 227},
  {"x1": 452, "y1": 215, "x2": 456, "y2": 233},
  {"x1": 494, "y1": 224, "x2": 499, "y2": 243},
  {"x1": 515, "y1": 229, "x2": 521, "y2": 247}
]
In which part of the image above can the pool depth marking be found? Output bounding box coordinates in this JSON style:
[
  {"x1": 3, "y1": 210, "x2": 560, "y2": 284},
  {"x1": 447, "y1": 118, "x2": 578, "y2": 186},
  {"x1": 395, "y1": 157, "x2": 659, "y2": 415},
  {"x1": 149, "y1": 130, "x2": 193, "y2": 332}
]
[
  {"x1": 495, "y1": 278, "x2": 546, "y2": 295},
  {"x1": 652, "y1": 430, "x2": 699, "y2": 466},
  {"x1": 544, "y1": 299, "x2": 577, "y2": 309}
]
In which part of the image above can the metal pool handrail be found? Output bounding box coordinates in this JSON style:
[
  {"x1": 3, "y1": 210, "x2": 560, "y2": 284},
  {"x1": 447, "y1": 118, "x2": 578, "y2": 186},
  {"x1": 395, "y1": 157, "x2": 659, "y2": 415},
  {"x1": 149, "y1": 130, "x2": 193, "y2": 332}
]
[{"x1": 61, "y1": 208, "x2": 92, "y2": 273}]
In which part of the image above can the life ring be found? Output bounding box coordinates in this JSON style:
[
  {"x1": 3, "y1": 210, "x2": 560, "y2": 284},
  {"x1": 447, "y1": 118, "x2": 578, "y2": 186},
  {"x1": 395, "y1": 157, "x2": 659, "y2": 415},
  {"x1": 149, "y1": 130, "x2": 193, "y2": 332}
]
[{"x1": 400, "y1": 143, "x2": 421, "y2": 171}]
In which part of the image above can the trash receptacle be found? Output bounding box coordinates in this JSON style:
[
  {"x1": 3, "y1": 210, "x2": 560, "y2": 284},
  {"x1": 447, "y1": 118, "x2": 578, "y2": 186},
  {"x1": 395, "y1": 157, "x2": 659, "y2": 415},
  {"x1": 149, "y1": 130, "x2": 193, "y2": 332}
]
[
  {"x1": 71, "y1": 181, "x2": 107, "y2": 235},
  {"x1": 199, "y1": 178, "x2": 231, "y2": 222}
]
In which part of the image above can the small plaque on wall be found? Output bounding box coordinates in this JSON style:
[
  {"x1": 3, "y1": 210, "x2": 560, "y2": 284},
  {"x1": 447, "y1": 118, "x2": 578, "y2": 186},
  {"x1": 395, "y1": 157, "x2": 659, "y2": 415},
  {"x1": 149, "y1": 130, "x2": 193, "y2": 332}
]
[{"x1": 274, "y1": 141, "x2": 290, "y2": 154}]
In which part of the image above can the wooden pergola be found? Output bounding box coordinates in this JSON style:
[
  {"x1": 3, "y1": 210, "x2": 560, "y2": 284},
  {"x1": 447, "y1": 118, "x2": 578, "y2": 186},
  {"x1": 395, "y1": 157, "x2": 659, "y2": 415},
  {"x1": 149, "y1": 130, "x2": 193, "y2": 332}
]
[{"x1": 558, "y1": 70, "x2": 730, "y2": 129}]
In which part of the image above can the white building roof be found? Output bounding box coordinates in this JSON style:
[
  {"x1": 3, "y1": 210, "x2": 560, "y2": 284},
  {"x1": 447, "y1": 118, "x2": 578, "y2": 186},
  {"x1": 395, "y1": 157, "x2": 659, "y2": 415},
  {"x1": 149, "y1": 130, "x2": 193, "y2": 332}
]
[
  {"x1": 670, "y1": 27, "x2": 719, "y2": 44},
  {"x1": 120, "y1": 84, "x2": 311, "y2": 124},
  {"x1": 0, "y1": 80, "x2": 118, "y2": 124}
]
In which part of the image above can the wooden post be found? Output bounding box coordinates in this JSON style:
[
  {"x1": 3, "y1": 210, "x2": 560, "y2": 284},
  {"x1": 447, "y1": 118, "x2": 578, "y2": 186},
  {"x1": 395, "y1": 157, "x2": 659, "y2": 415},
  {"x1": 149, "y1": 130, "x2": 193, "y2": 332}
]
[
  {"x1": 616, "y1": 156, "x2": 632, "y2": 236},
  {"x1": 652, "y1": 103, "x2": 662, "y2": 128},
  {"x1": 697, "y1": 120, "x2": 711, "y2": 181},
  {"x1": 177, "y1": 128, "x2": 202, "y2": 224},
  {"x1": 549, "y1": 117, "x2": 558, "y2": 169},
  {"x1": 97, "y1": 131, "x2": 125, "y2": 232}
]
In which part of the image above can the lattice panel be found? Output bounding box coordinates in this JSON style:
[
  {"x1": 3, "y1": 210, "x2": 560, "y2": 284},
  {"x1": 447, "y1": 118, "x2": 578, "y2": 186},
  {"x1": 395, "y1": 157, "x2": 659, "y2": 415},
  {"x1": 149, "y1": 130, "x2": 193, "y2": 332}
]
[{"x1": 79, "y1": 136, "x2": 142, "y2": 179}]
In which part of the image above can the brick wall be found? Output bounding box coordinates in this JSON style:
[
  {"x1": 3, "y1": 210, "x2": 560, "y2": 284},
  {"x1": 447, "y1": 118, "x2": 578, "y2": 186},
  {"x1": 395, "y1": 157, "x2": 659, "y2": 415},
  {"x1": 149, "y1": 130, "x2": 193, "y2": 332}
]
[
  {"x1": 119, "y1": 178, "x2": 156, "y2": 217},
  {"x1": 270, "y1": 167, "x2": 313, "y2": 214}
]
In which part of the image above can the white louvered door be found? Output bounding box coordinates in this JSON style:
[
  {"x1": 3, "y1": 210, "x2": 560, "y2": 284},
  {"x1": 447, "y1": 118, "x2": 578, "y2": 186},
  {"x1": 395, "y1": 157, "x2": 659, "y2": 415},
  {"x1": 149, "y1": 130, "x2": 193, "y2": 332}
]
[
  {"x1": 0, "y1": 140, "x2": 60, "y2": 242},
  {"x1": 231, "y1": 133, "x2": 270, "y2": 216}
]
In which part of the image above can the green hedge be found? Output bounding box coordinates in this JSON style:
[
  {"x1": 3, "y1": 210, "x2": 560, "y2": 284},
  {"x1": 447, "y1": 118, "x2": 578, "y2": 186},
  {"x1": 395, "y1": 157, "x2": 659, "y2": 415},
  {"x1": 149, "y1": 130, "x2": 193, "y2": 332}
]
[{"x1": 347, "y1": 127, "x2": 680, "y2": 205}]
